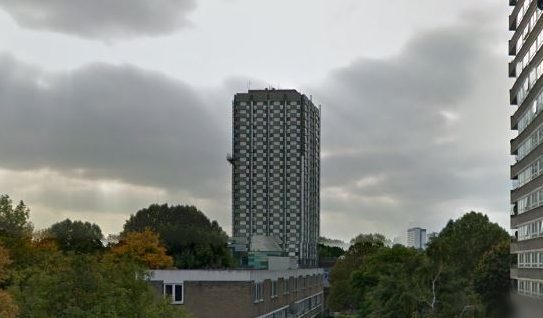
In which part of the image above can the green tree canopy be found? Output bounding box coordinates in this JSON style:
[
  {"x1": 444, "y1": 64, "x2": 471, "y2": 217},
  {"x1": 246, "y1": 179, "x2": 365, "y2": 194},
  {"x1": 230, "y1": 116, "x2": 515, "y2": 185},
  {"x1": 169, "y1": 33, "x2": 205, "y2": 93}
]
[
  {"x1": 123, "y1": 204, "x2": 232, "y2": 269},
  {"x1": 318, "y1": 244, "x2": 345, "y2": 259},
  {"x1": 328, "y1": 233, "x2": 388, "y2": 313},
  {"x1": 350, "y1": 233, "x2": 390, "y2": 246},
  {"x1": 352, "y1": 245, "x2": 437, "y2": 318},
  {"x1": 48, "y1": 219, "x2": 104, "y2": 254},
  {"x1": 473, "y1": 239, "x2": 513, "y2": 318},
  {"x1": 0, "y1": 195, "x2": 33, "y2": 238},
  {"x1": 11, "y1": 251, "x2": 189, "y2": 318},
  {"x1": 327, "y1": 213, "x2": 510, "y2": 318},
  {"x1": 426, "y1": 212, "x2": 509, "y2": 280},
  {"x1": 0, "y1": 195, "x2": 35, "y2": 265}
]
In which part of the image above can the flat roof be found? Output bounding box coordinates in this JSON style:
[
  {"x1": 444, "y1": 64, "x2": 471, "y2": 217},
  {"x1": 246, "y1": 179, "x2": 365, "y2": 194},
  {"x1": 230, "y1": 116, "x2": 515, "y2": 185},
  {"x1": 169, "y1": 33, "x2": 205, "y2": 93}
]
[
  {"x1": 233, "y1": 88, "x2": 317, "y2": 107},
  {"x1": 149, "y1": 268, "x2": 324, "y2": 284}
]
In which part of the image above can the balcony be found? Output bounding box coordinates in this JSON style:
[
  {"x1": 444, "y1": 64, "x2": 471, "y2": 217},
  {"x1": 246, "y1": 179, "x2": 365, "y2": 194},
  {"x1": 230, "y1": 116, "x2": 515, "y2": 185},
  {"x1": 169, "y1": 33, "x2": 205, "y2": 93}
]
[{"x1": 510, "y1": 11, "x2": 518, "y2": 31}]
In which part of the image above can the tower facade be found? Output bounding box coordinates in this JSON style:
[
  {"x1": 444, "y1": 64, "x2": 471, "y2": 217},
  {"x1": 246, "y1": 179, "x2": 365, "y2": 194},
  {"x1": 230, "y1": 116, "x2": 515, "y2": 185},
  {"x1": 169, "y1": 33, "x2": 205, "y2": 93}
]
[
  {"x1": 509, "y1": 0, "x2": 543, "y2": 311},
  {"x1": 406, "y1": 227, "x2": 427, "y2": 250},
  {"x1": 230, "y1": 89, "x2": 320, "y2": 267}
]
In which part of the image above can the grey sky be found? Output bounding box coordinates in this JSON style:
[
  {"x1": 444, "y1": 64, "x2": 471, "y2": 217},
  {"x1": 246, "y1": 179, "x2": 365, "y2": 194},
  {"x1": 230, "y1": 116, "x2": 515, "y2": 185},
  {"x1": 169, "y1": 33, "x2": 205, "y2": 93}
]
[
  {"x1": 0, "y1": 0, "x2": 513, "y2": 241},
  {"x1": 0, "y1": 0, "x2": 196, "y2": 40}
]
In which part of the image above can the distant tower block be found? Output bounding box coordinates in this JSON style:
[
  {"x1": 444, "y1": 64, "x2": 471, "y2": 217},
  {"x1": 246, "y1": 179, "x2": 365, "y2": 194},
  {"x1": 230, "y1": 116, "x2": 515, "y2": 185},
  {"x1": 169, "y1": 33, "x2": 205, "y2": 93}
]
[{"x1": 407, "y1": 227, "x2": 427, "y2": 250}]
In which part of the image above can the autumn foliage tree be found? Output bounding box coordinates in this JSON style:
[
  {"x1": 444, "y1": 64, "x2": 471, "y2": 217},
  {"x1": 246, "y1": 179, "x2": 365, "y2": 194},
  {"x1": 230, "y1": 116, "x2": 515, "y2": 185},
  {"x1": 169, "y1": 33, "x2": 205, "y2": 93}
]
[
  {"x1": 0, "y1": 194, "x2": 191, "y2": 318},
  {"x1": 0, "y1": 243, "x2": 18, "y2": 318},
  {"x1": 109, "y1": 229, "x2": 173, "y2": 269}
]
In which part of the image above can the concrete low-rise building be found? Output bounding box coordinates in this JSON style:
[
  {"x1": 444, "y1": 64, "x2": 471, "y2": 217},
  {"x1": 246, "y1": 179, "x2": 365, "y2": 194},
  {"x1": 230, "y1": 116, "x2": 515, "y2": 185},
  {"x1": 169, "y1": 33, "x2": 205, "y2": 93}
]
[{"x1": 149, "y1": 268, "x2": 324, "y2": 318}]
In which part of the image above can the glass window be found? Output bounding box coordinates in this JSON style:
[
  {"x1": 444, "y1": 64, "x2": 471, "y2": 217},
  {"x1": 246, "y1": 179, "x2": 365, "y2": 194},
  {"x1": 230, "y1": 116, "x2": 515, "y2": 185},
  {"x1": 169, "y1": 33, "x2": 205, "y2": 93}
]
[
  {"x1": 271, "y1": 280, "x2": 277, "y2": 297},
  {"x1": 254, "y1": 282, "x2": 263, "y2": 303},
  {"x1": 174, "y1": 285, "x2": 183, "y2": 303},
  {"x1": 164, "y1": 283, "x2": 183, "y2": 304},
  {"x1": 165, "y1": 284, "x2": 173, "y2": 297}
]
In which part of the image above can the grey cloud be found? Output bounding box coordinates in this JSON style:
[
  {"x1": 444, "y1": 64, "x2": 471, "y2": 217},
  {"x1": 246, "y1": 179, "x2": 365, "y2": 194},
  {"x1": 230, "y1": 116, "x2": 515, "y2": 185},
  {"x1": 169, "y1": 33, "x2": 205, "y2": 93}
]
[
  {"x1": 0, "y1": 4, "x2": 512, "y2": 241},
  {"x1": 0, "y1": 54, "x2": 229, "y2": 200},
  {"x1": 313, "y1": 13, "x2": 510, "y2": 240},
  {"x1": 0, "y1": 0, "x2": 196, "y2": 40}
]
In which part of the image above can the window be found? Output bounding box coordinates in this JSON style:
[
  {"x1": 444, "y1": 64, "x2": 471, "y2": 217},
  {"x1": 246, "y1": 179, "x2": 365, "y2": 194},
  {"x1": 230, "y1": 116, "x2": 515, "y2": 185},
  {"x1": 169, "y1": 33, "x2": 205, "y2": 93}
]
[
  {"x1": 283, "y1": 278, "x2": 289, "y2": 295},
  {"x1": 271, "y1": 280, "x2": 278, "y2": 298},
  {"x1": 518, "y1": 219, "x2": 543, "y2": 241},
  {"x1": 254, "y1": 282, "x2": 263, "y2": 303},
  {"x1": 288, "y1": 277, "x2": 296, "y2": 292},
  {"x1": 518, "y1": 250, "x2": 543, "y2": 268},
  {"x1": 163, "y1": 283, "x2": 183, "y2": 304}
]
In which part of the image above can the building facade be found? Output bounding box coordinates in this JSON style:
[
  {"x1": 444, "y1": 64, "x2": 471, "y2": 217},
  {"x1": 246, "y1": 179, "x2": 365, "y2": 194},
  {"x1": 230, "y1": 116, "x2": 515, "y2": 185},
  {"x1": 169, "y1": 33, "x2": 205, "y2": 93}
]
[
  {"x1": 406, "y1": 227, "x2": 427, "y2": 250},
  {"x1": 509, "y1": 0, "x2": 543, "y2": 313},
  {"x1": 230, "y1": 89, "x2": 321, "y2": 267},
  {"x1": 149, "y1": 268, "x2": 324, "y2": 318}
]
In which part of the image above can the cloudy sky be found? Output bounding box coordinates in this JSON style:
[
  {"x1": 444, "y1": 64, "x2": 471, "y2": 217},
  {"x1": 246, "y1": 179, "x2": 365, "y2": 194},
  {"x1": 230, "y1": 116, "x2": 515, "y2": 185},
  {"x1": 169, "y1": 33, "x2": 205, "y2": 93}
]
[{"x1": 0, "y1": 0, "x2": 514, "y2": 242}]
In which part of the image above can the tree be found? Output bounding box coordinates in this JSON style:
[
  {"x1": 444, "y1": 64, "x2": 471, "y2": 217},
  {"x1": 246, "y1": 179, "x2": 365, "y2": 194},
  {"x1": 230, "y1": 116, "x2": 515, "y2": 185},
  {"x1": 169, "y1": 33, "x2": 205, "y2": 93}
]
[
  {"x1": 318, "y1": 244, "x2": 345, "y2": 259},
  {"x1": 11, "y1": 252, "x2": 190, "y2": 318},
  {"x1": 328, "y1": 234, "x2": 387, "y2": 313},
  {"x1": 0, "y1": 195, "x2": 34, "y2": 267},
  {"x1": 0, "y1": 195, "x2": 33, "y2": 238},
  {"x1": 48, "y1": 219, "x2": 104, "y2": 254},
  {"x1": 425, "y1": 212, "x2": 509, "y2": 317},
  {"x1": 351, "y1": 245, "x2": 436, "y2": 317},
  {"x1": 123, "y1": 204, "x2": 232, "y2": 269},
  {"x1": 474, "y1": 239, "x2": 513, "y2": 318},
  {"x1": 426, "y1": 212, "x2": 509, "y2": 280},
  {"x1": 0, "y1": 243, "x2": 19, "y2": 318},
  {"x1": 326, "y1": 214, "x2": 509, "y2": 317},
  {"x1": 0, "y1": 291, "x2": 19, "y2": 318},
  {"x1": 0, "y1": 242, "x2": 10, "y2": 282},
  {"x1": 109, "y1": 229, "x2": 173, "y2": 269},
  {"x1": 350, "y1": 233, "x2": 390, "y2": 246}
]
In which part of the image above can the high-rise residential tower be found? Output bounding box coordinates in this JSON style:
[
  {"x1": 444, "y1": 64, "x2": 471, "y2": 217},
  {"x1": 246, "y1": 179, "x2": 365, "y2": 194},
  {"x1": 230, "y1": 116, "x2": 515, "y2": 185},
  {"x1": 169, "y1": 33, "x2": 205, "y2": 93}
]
[
  {"x1": 406, "y1": 227, "x2": 427, "y2": 250},
  {"x1": 229, "y1": 89, "x2": 320, "y2": 267},
  {"x1": 509, "y1": 0, "x2": 543, "y2": 311}
]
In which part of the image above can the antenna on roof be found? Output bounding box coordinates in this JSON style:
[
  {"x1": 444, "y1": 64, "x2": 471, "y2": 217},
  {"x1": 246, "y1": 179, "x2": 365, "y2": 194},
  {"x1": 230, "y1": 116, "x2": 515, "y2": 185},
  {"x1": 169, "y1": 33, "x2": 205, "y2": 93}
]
[{"x1": 247, "y1": 80, "x2": 251, "y2": 91}]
